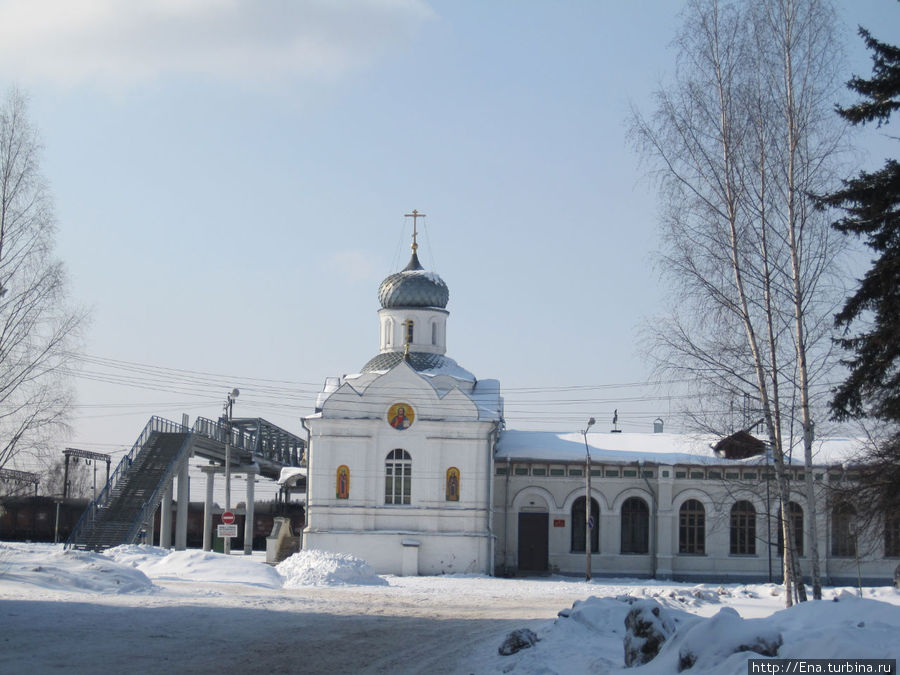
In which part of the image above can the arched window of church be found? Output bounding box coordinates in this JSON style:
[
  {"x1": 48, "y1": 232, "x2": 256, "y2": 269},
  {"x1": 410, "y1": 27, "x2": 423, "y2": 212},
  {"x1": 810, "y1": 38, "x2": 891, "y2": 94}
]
[
  {"x1": 620, "y1": 497, "x2": 649, "y2": 554},
  {"x1": 446, "y1": 467, "x2": 460, "y2": 501},
  {"x1": 404, "y1": 319, "x2": 414, "y2": 346},
  {"x1": 571, "y1": 496, "x2": 599, "y2": 553},
  {"x1": 431, "y1": 322, "x2": 437, "y2": 346},
  {"x1": 730, "y1": 500, "x2": 756, "y2": 555},
  {"x1": 336, "y1": 465, "x2": 350, "y2": 499},
  {"x1": 679, "y1": 499, "x2": 705, "y2": 554},
  {"x1": 385, "y1": 449, "x2": 411, "y2": 505},
  {"x1": 384, "y1": 319, "x2": 393, "y2": 347}
]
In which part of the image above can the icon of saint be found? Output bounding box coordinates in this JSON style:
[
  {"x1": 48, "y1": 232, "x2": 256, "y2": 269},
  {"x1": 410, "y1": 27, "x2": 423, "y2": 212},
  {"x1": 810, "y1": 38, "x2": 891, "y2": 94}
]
[{"x1": 390, "y1": 406, "x2": 411, "y2": 429}]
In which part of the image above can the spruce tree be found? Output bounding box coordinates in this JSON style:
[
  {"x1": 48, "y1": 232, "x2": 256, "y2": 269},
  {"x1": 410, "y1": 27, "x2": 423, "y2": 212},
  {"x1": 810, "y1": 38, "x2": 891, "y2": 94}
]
[{"x1": 822, "y1": 24, "x2": 900, "y2": 527}]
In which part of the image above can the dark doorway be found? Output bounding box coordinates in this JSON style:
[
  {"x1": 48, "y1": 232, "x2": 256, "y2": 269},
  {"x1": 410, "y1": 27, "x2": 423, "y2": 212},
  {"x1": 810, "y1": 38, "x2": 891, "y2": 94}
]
[{"x1": 517, "y1": 512, "x2": 549, "y2": 572}]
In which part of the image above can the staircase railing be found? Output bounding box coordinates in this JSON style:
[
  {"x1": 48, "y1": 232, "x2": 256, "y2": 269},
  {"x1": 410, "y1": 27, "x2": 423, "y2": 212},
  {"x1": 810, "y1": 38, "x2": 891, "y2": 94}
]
[
  {"x1": 65, "y1": 416, "x2": 189, "y2": 549},
  {"x1": 124, "y1": 430, "x2": 194, "y2": 546},
  {"x1": 192, "y1": 416, "x2": 303, "y2": 467},
  {"x1": 192, "y1": 417, "x2": 255, "y2": 455}
]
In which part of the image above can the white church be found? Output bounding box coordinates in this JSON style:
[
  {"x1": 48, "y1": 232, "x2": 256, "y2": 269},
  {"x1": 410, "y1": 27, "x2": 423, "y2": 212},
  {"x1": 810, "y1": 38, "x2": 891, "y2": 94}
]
[{"x1": 301, "y1": 221, "x2": 898, "y2": 584}]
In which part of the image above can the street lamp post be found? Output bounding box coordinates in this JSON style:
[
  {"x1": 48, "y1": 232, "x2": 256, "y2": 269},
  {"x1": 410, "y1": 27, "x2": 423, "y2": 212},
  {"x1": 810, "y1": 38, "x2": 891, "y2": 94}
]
[
  {"x1": 223, "y1": 388, "x2": 239, "y2": 555},
  {"x1": 582, "y1": 417, "x2": 596, "y2": 581}
]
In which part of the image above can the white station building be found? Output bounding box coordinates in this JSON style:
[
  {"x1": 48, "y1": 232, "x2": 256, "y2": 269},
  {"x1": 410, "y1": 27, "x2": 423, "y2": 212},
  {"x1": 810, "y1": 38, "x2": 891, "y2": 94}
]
[{"x1": 302, "y1": 231, "x2": 898, "y2": 583}]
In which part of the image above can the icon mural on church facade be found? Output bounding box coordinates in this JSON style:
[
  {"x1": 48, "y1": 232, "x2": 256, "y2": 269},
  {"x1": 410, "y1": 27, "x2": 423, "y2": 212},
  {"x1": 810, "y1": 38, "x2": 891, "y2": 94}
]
[
  {"x1": 387, "y1": 402, "x2": 414, "y2": 430},
  {"x1": 336, "y1": 465, "x2": 350, "y2": 499},
  {"x1": 446, "y1": 467, "x2": 460, "y2": 501}
]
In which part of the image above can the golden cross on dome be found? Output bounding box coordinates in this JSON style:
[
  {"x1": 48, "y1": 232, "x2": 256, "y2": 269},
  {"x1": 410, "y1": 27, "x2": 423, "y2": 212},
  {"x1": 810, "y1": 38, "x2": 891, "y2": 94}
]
[{"x1": 404, "y1": 209, "x2": 426, "y2": 251}]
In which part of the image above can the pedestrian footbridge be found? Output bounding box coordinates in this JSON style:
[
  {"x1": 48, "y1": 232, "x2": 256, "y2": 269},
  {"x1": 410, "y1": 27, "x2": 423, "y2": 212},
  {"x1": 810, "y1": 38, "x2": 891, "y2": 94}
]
[{"x1": 66, "y1": 415, "x2": 305, "y2": 551}]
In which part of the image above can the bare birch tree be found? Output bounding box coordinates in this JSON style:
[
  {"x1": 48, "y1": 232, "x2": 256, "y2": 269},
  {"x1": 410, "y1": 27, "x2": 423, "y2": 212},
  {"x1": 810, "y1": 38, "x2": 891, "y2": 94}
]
[
  {"x1": 631, "y1": 0, "x2": 844, "y2": 605},
  {"x1": 751, "y1": 0, "x2": 845, "y2": 601},
  {"x1": 0, "y1": 88, "x2": 83, "y2": 479}
]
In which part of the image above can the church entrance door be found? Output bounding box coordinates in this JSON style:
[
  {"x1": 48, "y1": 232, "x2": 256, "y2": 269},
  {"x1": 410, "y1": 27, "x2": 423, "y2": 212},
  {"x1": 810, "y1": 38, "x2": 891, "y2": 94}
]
[{"x1": 517, "y1": 512, "x2": 548, "y2": 572}]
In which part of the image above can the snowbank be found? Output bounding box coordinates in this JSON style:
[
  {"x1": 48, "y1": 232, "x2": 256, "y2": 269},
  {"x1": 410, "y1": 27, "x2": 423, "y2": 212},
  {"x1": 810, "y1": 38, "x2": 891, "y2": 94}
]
[
  {"x1": 486, "y1": 587, "x2": 900, "y2": 674},
  {"x1": 277, "y1": 548, "x2": 388, "y2": 587},
  {"x1": 104, "y1": 545, "x2": 283, "y2": 588},
  {"x1": 0, "y1": 542, "x2": 152, "y2": 594}
]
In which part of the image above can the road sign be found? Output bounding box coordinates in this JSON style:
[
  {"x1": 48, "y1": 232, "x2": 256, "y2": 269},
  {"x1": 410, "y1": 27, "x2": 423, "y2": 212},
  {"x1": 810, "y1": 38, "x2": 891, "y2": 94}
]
[
  {"x1": 221, "y1": 511, "x2": 236, "y2": 524},
  {"x1": 588, "y1": 516, "x2": 595, "y2": 530},
  {"x1": 217, "y1": 524, "x2": 238, "y2": 538}
]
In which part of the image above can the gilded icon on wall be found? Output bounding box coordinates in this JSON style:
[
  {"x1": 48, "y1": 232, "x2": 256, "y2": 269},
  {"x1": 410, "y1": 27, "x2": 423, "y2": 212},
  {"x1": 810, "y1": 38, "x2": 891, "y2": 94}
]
[
  {"x1": 446, "y1": 467, "x2": 460, "y2": 501},
  {"x1": 387, "y1": 402, "x2": 414, "y2": 430},
  {"x1": 336, "y1": 465, "x2": 350, "y2": 499}
]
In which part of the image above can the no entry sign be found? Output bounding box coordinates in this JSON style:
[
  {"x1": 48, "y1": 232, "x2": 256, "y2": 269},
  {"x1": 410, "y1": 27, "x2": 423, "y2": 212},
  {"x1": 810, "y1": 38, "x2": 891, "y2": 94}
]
[{"x1": 222, "y1": 511, "x2": 236, "y2": 524}]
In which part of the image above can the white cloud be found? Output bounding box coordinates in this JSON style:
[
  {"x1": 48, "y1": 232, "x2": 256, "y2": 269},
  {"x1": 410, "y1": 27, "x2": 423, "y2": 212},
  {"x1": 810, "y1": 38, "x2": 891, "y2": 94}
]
[
  {"x1": 0, "y1": 0, "x2": 434, "y2": 87},
  {"x1": 328, "y1": 249, "x2": 382, "y2": 283}
]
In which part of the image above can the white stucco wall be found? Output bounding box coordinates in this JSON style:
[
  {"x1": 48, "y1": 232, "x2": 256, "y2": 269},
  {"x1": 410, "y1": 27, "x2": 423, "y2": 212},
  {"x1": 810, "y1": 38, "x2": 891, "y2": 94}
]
[
  {"x1": 303, "y1": 363, "x2": 499, "y2": 575},
  {"x1": 493, "y1": 459, "x2": 898, "y2": 584}
]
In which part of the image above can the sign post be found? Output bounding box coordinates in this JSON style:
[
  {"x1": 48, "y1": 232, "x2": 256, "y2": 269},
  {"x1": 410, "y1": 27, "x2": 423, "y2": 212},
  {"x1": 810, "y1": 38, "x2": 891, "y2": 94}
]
[{"x1": 218, "y1": 511, "x2": 238, "y2": 544}]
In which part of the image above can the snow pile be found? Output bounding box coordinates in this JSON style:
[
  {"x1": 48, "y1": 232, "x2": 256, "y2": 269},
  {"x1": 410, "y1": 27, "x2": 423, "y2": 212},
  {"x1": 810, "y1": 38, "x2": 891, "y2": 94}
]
[
  {"x1": 486, "y1": 590, "x2": 900, "y2": 674},
  {"x1": 659, "y1": 606, "x2": 783, "y2": 673},
  {"x1": 104, "y1": 545, "x2": 283, "y2": 588},
  {"x1": 0, "y1": 542, "x2": 152, "y2": 594},
  {"x1": 276, "y1": 548, "x2": 388, "y2": 587}
]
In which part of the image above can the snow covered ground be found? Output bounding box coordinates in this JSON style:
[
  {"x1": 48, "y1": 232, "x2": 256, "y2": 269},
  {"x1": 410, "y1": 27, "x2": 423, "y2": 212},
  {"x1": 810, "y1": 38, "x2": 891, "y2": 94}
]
[{"x1": 0, "y1": 542, "x2": 897, "y2": 674}]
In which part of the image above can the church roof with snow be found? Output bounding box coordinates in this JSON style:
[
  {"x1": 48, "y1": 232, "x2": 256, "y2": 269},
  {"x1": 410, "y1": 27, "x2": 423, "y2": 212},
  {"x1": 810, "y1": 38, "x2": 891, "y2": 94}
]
[{"x1": 360, "y1": 351, "x2": 475, "y2": 380}]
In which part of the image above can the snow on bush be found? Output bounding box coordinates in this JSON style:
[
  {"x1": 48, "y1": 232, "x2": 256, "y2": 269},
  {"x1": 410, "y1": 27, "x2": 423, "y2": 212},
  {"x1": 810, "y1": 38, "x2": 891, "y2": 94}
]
[
  {"x1": 672, "y1": 606, "x2": 782, "y2": 671},
  {"x1": 277, "y1": 549, "x2": 388, "y2": 587},
  {"x1": 623, "y1": 599, "x2": 678, "y2": 666}
]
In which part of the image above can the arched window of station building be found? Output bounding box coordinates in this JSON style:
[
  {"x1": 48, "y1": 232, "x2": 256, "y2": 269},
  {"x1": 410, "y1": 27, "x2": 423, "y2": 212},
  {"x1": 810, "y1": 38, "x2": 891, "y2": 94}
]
[
  {"x1": 446, "y1": 467, "x2": 460, "y2": 501},
  {"x1": 385, "y1": 449, "x2": 411, "y2": 505},
  {"x1": 679, "y1": 499, "x2": 706, "y2": 555},
  {"x1": 620, "y1": 497, "x2": 649, "y2": 554},
  {"x1": 885, "y1": 514, "x2": 900, "y2": 558},
  {"x1": 336, "y1": 465, "x2": 350, "y2": 500},
  {"x1": 571, "y1": 496, "x2": 599, "y2": 553},
  {"x1": 730, "y1": 500, "x2": 756, "y2": 555},
  {"x1": 777, "y1": 501, "x2": 804, "y2": 558},
  {"x1": 831, "y1": 502, "x2": 856, "y2": 558}
]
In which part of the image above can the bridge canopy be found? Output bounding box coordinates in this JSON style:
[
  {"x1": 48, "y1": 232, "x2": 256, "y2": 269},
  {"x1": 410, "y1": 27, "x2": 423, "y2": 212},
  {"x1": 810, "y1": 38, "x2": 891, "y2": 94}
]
[{"x1": 190, "y1": 416, "x2": 305, "y2": 481}]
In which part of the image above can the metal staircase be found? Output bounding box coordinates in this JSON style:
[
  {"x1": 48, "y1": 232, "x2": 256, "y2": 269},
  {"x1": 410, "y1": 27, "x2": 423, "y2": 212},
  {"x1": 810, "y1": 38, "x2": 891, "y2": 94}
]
[
  {"x1": 66, "y1": 418, "x2": 191, "y2": 551},
  {"x1": 65, "y1": 414, "x2": 305, "y2": 552}
]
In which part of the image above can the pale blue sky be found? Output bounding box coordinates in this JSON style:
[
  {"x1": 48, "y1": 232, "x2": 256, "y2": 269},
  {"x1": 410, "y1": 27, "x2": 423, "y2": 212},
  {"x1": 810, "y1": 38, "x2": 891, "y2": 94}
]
[{"x1": 1, "y1": 0, "x2": 897, "y2": 457}]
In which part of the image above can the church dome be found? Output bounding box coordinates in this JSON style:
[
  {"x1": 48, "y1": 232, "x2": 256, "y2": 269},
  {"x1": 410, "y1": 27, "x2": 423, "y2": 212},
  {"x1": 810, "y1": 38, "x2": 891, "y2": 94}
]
[
  {"x1": 360, "y1": 350, "x2": 473, "y2": 380},
  {"x1": 378, "y1": 251, "x2": 449, "y2": 309}
]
